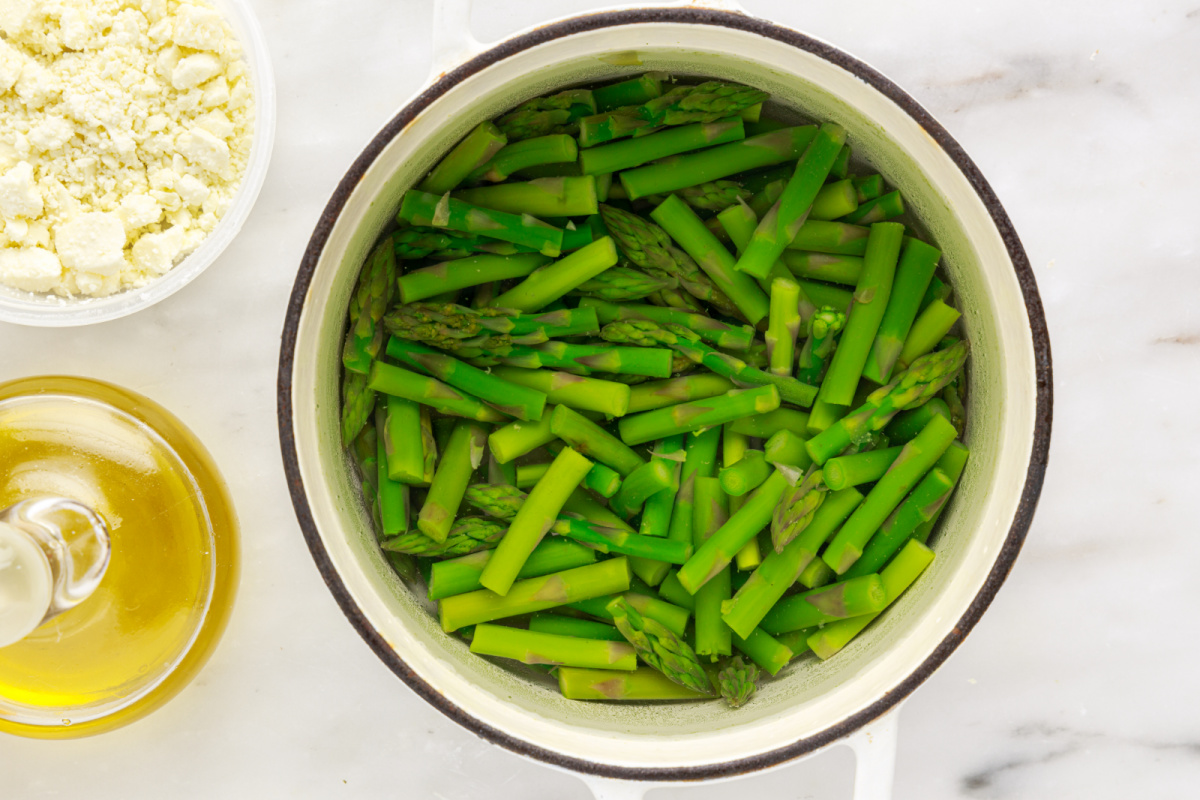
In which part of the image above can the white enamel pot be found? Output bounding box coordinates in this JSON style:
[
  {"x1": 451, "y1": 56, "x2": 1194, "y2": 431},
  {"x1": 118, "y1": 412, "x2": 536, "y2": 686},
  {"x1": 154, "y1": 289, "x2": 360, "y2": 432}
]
[{"x1": 278, "y1": 3, "x2": 1052, "y2": 797}]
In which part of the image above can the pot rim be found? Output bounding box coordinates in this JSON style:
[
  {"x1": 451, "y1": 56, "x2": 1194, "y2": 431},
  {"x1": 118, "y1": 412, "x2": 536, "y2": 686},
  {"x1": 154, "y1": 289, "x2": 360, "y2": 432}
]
[{"x1": 278, "y1": 6, "x2": 1053, "y2": 783}]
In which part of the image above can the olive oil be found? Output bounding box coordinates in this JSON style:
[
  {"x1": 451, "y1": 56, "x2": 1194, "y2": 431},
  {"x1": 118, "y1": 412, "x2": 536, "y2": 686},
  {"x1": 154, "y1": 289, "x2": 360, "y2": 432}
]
[{"x1": 0, "y1": 376, "x2": 238, "y2": 738}]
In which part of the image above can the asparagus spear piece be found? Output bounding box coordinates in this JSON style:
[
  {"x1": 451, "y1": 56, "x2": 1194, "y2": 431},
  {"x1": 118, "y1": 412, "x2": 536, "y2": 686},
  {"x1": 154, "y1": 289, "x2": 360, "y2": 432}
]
[
  {"x1": 822, "y1": 414, "x2": 957, "y2": 574},
  {"x1": 620, "y1": 126, "x2": 818, "y2": 200},
  {"x1": 823, "y1": 446, "x2": 904, "y2": 491},
  {"x1": 454, "y1": 176, "x2": 599, "y2": 218},
  {"x1": 811, "y1": 178, "x2": 860, "y2": 220},
  {"x1": 664, "y1": 426, "x2": 722, "y2": 573},
  {"x1": 609, "y1": 459, "x2": 675, "y2": 517},
  {"x1": 722, "y1": 486, "x2": 863, "y2": 637},
  {"x1": 617, "y1": 385, "x2": 781, "y2": 446},
  {"x1": 765, "y1": 277, "x2": 802, "y2": 377},
  {"x1": 626, "y1": 374, "x2": 736, "y2": 413},
  {"x1": 829, "y1": 144, "x2": 851, "y2": 179},
  {"x1": 919, "y1": 275, "x2": 952, "y2": 313},
  {"x1": 608, "y1": 596, "x2": 712, "y2": 694},
  {"x1": 716, "y1": 200, "x2": 795, "y2": 295},
  {"x1": 489, "y1": 237, "x2": 619, "y2": 312},
  {"x1": 769, "y1": 466, "x2": 826, "y2": 552},
  {"x1": 646, "y1": 180, "x2": 753, "y2": 214},
  {"x1": 386, "y1": 338, "x2": 547, "y2": 421},
  {"x1": 569, "y1": 591, "x2": 691, "y2": 637},
  {"x1": 342, "y1": 236, "x2": 396, "y2": 373},
  {"x1": 550, "y1": 405, "x2": 645, "y2": 476},
  {"x1": 397, "y1": 254, "x2": 550, "y2": 304},
  {"x1": 581, "y1": 118, "x2": 744, "y2": 174},
  {"x1": 781, "y1": 252, "x2": 863, "y2": 286},
  {"x1": 894, "y1": 299, "x2": 962, "y2": 373},
  {"x1": 392, "y1": 226, "x2": 529, "y2": 260},
  {"x1": 529, "y1": 613, "x2": 625, "y2": 641},
  {"x1": 593, "y1": 72, "x2": 665, "y2": 111},
  {"x1": 805, "y1": 341, "x2": 970, "y2": 464},
  {"x1": 471, "y1": 623, "x2": 637, "y2": 670},
  {"x1": 840, "y1": 189, "x2": 905, "y2": 224},
  {"x1": 853, "y1": 174, "x2": 885, "y2": 202},
  {"x1": 757, "y1": 574, "x2": 888, "y2": 634},
  {"x1": 552, "y1": 514, "x2": 692, "y2": 564},
  {"x1": 639, "y1": 433, "x2": 684, "y2": 539},
  {"x1": 731, "y1": 628, "x2": 793, "y2": 676},
  {"x1": 487, "y1": 366, "x2": 631, "y2": 417},
  {"x1": 693, "y1": 477, "x2": 733, "y2": 660},
  {"x1": 485, "y1": 341, "x2": 673, "y2": 378},
  {"x1": 580, "y1": 297, "x2": 755, "y2": 350},
  {"x1": 440, "y1": 557, "x2": 632, "y2": 631},
  {"x1": 797, "y1": 279, "x2": 854, "y2": 317},
  {"x1": 884, "y1": 398, "x2": 952, "y2": 444},
  {"x1": 727, "y1": 408, "x2": 810, "y2": 438},
  {"x1": 785, "y1": 220, "x2": 871, "y2": 255},
  {"x1": 677, "y1": 470, "x2": 791, "y2": 594},
  {"x1": 558, "y1": 666, "x2": 710, "y2": 700},
  {"x1": 578, "y1": 82, "x2": 767, "y2": 147},
  {"x1": 384, "y1": 302, "x2": 599, "y2": 352},
  {"x1": 657, "y1": 570, "x2": 695, "y2": 611},
  {"x1": 368, "y1": 362, "x2": 508, "y2": 424},
  {"x1": 796, "y1": 306, "x2": 846, "y2": 386},
  {"x1": 419, "y1": 121, "x2": 507, "y2": 195},
  {"x1": 496, "y1": 88, "x2": 597, "y2": 141},
  {"x1": 381, "y1": 395, "x2": 428, "y2": 483},
  {"x1": 571, "y1": 266, "x2": 675, "y2": 301},
  {"x1": 734, "y1": 122, "x2": 847, "y2": 280},
  {"x1": 598, "y1": 204, "x2": 741, "y2": 317},
  {"x1": 721, "y1": 428, "x2": 759, "y2": 571},
  {"x1": 398, "y1": 190, "x2": 564, "y2": 256},
  {"x1": 375, "y1": 408, "x2": 410, "y2": 536},
  {"x1": 717, "y1": 656, "x2": 760, "y2": 708},
  {"x1": 429, "y1": 539, "x2": 597, "y2": 600},
  {"x1": 418, "y1": 420, "x2": 488, "y2": 542},
  {"x1": 464, "y1": 483, "x2": 527, "y2": 519},
  {"x1": 546, "y1": 441, "x2": 624, "y2": 497},
  {"x1": 480, "y1": 446, "x2": 593, "y2": 595},
  {"x1": 651, "y1": 194, "x2": 771, "y2": 325},
  {"x1": 808, "y1": 540, "x2": 934, "y2": 659},
  {"x1": 381, "y1": 516, "x2": 505, "y2": 557},
  {"x1": 862, "y1": 238, "x2": 942, "y2": 383},
  {"x1": 718, "y1": 449, "x2": 770, "y2": 497},
  {"x1": 816, "y1": 221, "x2": 905, "y2": 406},
  {"x1": 763, "y1": 429, "x2": 812, "y2": 469},
  {"x1": 489, "y1": 412, "x2": 556, "y2": 464},
  {"x1": 341, "y1": 369, "x2": 375, "y2": 446},
  {"x1": 467, "y1": 134, "x2": 578, "y2": 183},
  {"x1": 798, "y1": 556, "x2": 836, "y2": 590}
]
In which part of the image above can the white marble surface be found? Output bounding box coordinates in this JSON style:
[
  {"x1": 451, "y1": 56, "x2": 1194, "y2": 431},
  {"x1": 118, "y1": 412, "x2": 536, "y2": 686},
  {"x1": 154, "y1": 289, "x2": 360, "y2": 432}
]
[{"x1": 3, "y1": 0, "x2": 1198, "y2": 797}]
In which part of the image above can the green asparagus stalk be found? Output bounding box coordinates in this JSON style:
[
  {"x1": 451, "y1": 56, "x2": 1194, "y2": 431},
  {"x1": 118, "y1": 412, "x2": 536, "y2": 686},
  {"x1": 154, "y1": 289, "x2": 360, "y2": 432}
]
[
  {"x1": 580, "y1": 297, "x2": 755, "y2": 350},
  {"x1": 919, "y1": 275, "x2": 952, "y2": 313},
  {"x1": 664, "y1": 426, "x2": 722, "y2": 572},
  {"x1": 822, "y1": 414, "x2": 957, "y2": 573},
  {"x1": 716, "y1": 656, "x2": 760, "y2": 708},
  {"x1": 386, "y1": 339, "x2": 547, "y2": 421},
  {"x1": 829, "y1": 144, "x2": 851, "y2": 179},
  {"x1": 419, "y1": 121, "x2": 507, "y2": 195},
  {"x1": 846, "y1": 440, "x2": 967, "y2": 575},
  {"x1": 796, "y1": 306, "x2": 846, "y2": 386},
  {"x1": 381, "y1": 516, "x2": 505, "y2": 557},
  {"x1": 733, "y1": 122, "x2": 847, "y2": 280},
  {"x1": 638, "y1": 81, "x2": 768, "y2": 127},
  {"x1": 368, "y1": 361, "x2": 508, "y2": 425},
  {"x1": 545, "y1": 441, "x2": 624, "y2": 497},
  {"x1": 608, "y1": 596, "x2": 712, "y2": 694},
  {"x1": 384, "y1": 302, "x2": 599, "y2": 351},
  {"x1": 781, "y1": 252, "x2": 863, "y2": 286},
  {"x1": 417, "y1": 420, "x2": 487, "y2": 542},
  {"x1": 553, "y1": 514, "x2": 692, "y2": 564},
  {"x1": 785, "y1": 221, "x2": 871, "y2": 255},
  {"x1": 558, "y1": 666, "x2": 710, "y2": 700},
  {"x1": 470, "y1": 623, "x2": 636, "y2": 670},
  {"x1": 381, "y1": 395, "x2": 427, "y2": 483},
  {"x1": 715, "y1": 200, "x2": 795, "y2": 296},
  {"x1": 798, "y1": 281, "x2": 854, "y2": 318},
  {"x1": 605, "y1": 459, "x2": 673, "y2": 518},
  {"x1": 592, "y1": 73, "x2": 665, "y2": 111},
  {"x1": 884, "y1": 398, "x2": 952, "y2": 444},
  {"x1": 617, "y1": 386, "x2": 781, "y2": 446},
  {"x1": 569, "y1": 590, "x2": 690, "y2": 637},
  {"x1": 341, "y1": 369, "x2": 376, "y2": 446},
  {"x1": 487, "y1": 367, "x2": 630, "y2": 417},
  {"x1": 731, "y1": 628, "x2": 793, "y2": 676},
  {"x1": 758, "y1": 574, "x2": 888, "y2": 634},
  {"x1": 626, "y1": 374, "x2": 736, "y2": 413},
  {"x1": 823, "y1": 446, "x2": 904, "y2": 491},
  {"x1": 639, "y1": 434, "x2": 684, "y2": 540},
  {"x1": 398, "y1": 190, "x2": 564, "y2": 256},
  {"x1": 718, "y1": 450, "x2": 770, "y2": 497},
  {"x1": 840, "y1": 190, "x2": 904, "y2": 225},
  {"x1": 769, "y1": 466, "x2": 827, "y2": 552},
  {"x1": 677, "y1": 470, "x2": 791, "y2": 594},
  {"x1": 816, "y1": 221, "x2": 905, "y2": 406},
  {"x1": 429, "y1": 539, "x2": 596, "y2": 600},
  {"x1": 375, "y1": 409, "x2": 410, "y2": 536},
  {"x1": 342, "y1": 236, "x2": 397, "y2": 373},
  {"x1": 941, "y1": 375, "x2": 967, "y2": 436},
  {"x1": 894, "y1": 299, "x2": 962, "y2": 373},
  {"x1": 805, "y1": 341, "x2": 970, "y2": 464},
  {"x1": 727, "y1": 408, "x2": 810, "y2": 439},
  {"x1": 550, "y1": 405, "x2": 645, "y2": 476},
  {"x1": 496, "y1": 88, "x2": 597, "y2": 141},
  {"x1": 693, "y1": 477, "x2": 733, "y2": 660},
  {"x1": 853, "y1": 174, "x2": 885, "y2": 202},
  {"x1": 807, "y1": 540, "x2": 934, "y2": 659},
  {"x1": 486, "y1": 341, "x2": 673, "y2": 378},
  {"x1": 397, "y1": 254, "x2": 550, "y2": 304},
  {"x1": 467, "y1": 134, "x2": 578, "y2": 183},
  {"x1": 862, "y1": 238, "x2": 942, "y2": 383},
  {"x1": 487, "y1": 237, "x2": 618, "y2": 311},
  {"x1": 651, "y1": 194, "x2": 771, "y2": 324},
  {"x1": 571, "y1": 266, "x2": 675, "y2": 301},
  {"x1": 489, "y1": 411, "x2": 555, "y2": 464},
  {"x1": 647, "y1": 180, "x2": 753, "y2": 214},
  {"x1": 454, "y1": 176, "x2": 598, "y2": 218},
  {"x1": 656, "y1": 570, "x2": 695, "y2": 611},
  {"x1": 581, "y1": 118, "x2": 744, "y2": 174},
  {"x1": 721, "y1": 428, "x2": 757, "y2": 570},
  {"x1": 480, "y1": 446, "x2": 593, "y2": 595},
  {"x1": 441, "y1": 556, "x2": 631, "y2": 632},
  {"x1": 464, "y1": 482, "x2": 526, "y2": 520},
  {"x1": 392, "y1": 226, "x2": 528, "y2": 260},
  {"x1": 722, "y1": 487, "x2": 862, "y2": 637},
  {"x1": 620, "y1": 126, "x2": 818, "y2": 200},
  {"x1": 766, "y1": 277, "x2": 802, "y2": 377},
  {"x1": 529, "y1": 613, "x2": 624, "y2": 641},
  {"x1": 798, "y1": 557, "x2": 836, "y2": 589},
  {"x1": 811, "y1": 178, "x2": 859, "y2": 220}
]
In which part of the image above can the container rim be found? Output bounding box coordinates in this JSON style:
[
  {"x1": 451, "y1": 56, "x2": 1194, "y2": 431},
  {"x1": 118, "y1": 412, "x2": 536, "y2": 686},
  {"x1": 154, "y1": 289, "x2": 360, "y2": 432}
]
[{"x1": 277, "y1": 6, "x2": 1053, "y2": 783}]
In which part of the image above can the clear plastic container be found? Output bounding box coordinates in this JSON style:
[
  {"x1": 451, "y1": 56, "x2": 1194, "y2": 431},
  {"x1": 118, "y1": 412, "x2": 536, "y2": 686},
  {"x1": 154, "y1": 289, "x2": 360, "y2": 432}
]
[{"x1": 0, "y1": 0, "x2": 277, "y2": 328}]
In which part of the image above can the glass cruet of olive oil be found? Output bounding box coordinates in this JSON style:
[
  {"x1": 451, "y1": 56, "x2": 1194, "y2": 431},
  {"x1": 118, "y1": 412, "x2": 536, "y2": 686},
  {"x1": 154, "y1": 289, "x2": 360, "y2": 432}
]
[{"x1": 0, "y1": 376, "x2": 239, "y2": 739}]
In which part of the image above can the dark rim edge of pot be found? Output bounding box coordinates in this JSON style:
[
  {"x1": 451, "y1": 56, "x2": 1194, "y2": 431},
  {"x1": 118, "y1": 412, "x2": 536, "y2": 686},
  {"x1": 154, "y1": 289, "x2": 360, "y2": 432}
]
[{"x1": 277, "y1": 7, "x2": 1053, "y2": 783}]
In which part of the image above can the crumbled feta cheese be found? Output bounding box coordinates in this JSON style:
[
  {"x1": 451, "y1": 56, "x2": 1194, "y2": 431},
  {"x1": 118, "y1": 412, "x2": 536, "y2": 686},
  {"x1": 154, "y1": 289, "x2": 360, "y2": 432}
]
[
  {"x1": 0, "y1": 247, "x2": 62, "y2": 292},
  {"x1": 0, "y1": 0, "x2": 254, "y2": 297}
]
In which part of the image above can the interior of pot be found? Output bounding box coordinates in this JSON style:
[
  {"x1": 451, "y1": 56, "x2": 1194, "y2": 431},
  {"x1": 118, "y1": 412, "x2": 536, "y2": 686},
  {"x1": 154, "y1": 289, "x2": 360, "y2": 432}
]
[{"x1": 289, "y1": 20, "x2": 1039, "y2": 771}]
